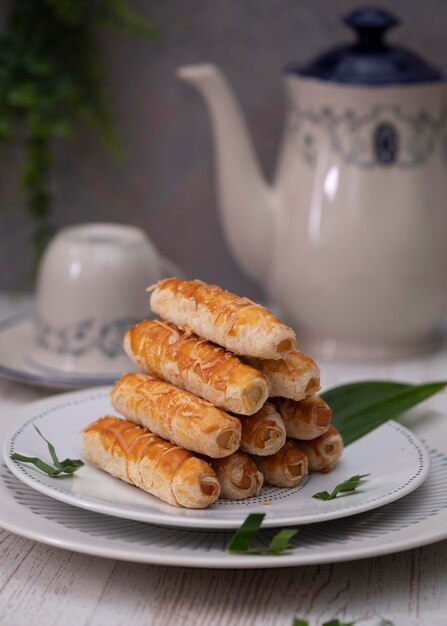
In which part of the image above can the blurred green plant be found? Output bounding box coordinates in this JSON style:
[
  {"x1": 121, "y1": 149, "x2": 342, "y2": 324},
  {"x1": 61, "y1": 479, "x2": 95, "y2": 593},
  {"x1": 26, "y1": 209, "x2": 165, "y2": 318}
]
[{"x1": 0, "y1": 0, "x2": 158, "y2": 277}]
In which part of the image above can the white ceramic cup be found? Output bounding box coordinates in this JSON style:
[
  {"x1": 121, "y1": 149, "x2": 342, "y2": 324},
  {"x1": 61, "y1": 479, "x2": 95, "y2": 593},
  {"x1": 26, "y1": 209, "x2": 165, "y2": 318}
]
[{"x1": 30, "y1": 223, "x2": 178, "y2": 379}]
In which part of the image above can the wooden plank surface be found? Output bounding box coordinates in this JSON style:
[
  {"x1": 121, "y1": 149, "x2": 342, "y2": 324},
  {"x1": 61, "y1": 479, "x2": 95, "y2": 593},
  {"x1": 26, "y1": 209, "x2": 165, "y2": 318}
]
[
  {"x1": 0, "y1": 294, "x2": 446, "y2": 626},
  {"x1": 1, "y1": 528, "x2": 446, "y2": 626}
]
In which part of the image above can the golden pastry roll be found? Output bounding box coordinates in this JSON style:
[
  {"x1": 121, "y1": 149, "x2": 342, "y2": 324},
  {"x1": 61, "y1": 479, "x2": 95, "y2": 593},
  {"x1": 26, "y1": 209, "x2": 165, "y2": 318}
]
[
  {"x1": 124, "y1": 320, "x2": 269, "y2": 415},
  {"x1": 149, "y1": 278, "x2": 296, "y2": 360},
  {"x1": 248, "y1": 350, "x2": 320, "y2": 401},
  {"x1": 276, "y1": 395, "x2": 332, "y2": 440},
  {"x1": 111, "y1": 372, "x2": 241, "y2": 458},
  {"x1": 296, "y1": 425, "x2": 344, "y2": 473},
  {"x1": 252, "y1": 440, "x2": 309, "y2": 487},
  {"x1": 240, "y1": 403, "x2": 286, "y2": 456},
  {"x1": 210, "y1": 451, "x2": 263, "y2": 500},
  {"x1": 82, "y1": 416, "x2": 220, "y2": 508}
]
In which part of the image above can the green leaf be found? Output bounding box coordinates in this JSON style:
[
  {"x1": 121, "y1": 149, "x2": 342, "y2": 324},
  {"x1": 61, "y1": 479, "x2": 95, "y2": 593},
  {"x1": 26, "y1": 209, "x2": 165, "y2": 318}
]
[
  {"x1": 0, "y1": 0, "x2": 159, "y2": 282},
  {"x1": 266, "y1": 528, "x2": 299, "y2": 554},
  {"x1": 10, "y1": 426, "x2": 84, "y2": 477},
  {"x1": 0, "y1": 117, "x2": 13, "y2": 139},
  {"x1": 92, "y1": 0, "x2": 160, "y2": 39},
  {"x1": 290, "y1": 618, "x2": 392, "y2": 626},
  {"x1": 227, "y1": 513, "x2": 264, "y2": 553},
  {"x1": 321, "y1": 617, "x2": 394, "y2": 626},
  {"x1": 7, "y1": 83, "x2": 38, "y2": 108},
  {"x1": 57, "y1": 458, "x2": 85, "y2": 474},
  {"x1": 34, "y1": 425, "x2": 61, "y2": 468},
  {"x1": 227, "y1": 513, "x2": 298, "y2": 556},
  {"x1": 322, "y1": 381, "x2": 447, "y2": 445},
  {"x1": 313, "y1": 474, "x2": 369, "y2": 501},
  {"x1": 9, "y1": 453, "x2": 67, "y2": 476}
]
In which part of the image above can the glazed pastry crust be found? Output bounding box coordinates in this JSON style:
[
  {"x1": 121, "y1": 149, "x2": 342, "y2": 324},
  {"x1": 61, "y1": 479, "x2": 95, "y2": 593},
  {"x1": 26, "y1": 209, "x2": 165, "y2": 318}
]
[
  {"x1": 248, "y1": 351, "x2": 320, "y2": 401},
  {"x1": 252, "y1": 440, "x2": 309, "y2": 487},
  {"x1": 149, "y1": 278, "x2": 296, "y2": 360},
  {"x1": 276, "y1": 395, "x2": 332, "y2": 440},
  {"x1": 82, "y1": 416, "x2": 220, "y2": 508},
  {"x1": 240, "y1": 402, "x2": 286, "y2": 456},
  {"x1": 210, "y1": 451, "x2": 263, "y2": 500},
  {"x1": 124, "y1": 320, "x2": 269, "y2": 415},
  {"x1": 111, "y1": 372, "x2": 241, "y2": 458},
  {"x1": 295, "y1": 425, "x2": 344, "y2": 473}
]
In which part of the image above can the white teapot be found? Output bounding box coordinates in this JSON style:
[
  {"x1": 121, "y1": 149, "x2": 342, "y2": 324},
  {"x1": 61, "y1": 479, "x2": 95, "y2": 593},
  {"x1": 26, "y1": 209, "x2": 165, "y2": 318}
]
[{"x1": 177, "y1": 8, "x2": 447, "y2": 359}]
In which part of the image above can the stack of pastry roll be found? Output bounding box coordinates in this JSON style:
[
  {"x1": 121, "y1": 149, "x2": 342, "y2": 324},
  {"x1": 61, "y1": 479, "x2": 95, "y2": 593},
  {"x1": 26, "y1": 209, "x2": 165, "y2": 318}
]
[{"x1": 82, "y1": 278, "x2": 343, "y2": 509}]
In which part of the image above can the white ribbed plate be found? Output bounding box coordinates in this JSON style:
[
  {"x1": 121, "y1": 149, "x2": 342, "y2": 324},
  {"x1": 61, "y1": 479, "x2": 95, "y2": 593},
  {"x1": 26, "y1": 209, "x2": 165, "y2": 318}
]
[
  {"x1": 0, "y1": 445, "x2": 445, "y2": 568},
  {"x1": 3, "y1": 387, "x2": 429, "y2": 530}
]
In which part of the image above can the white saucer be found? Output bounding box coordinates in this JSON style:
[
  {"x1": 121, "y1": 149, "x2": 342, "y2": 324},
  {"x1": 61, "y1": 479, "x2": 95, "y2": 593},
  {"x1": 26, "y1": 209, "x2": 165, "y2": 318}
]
[
  {"x1": 0, "y1": 314, "x2": 121, "y2": 389},
  {"x1": 4, "y1": 386, "x2": 429, "y2": 530}
]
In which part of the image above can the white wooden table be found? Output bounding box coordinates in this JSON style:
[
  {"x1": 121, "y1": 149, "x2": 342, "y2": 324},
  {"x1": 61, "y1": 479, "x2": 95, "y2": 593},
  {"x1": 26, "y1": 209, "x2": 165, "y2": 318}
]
[{"x1": 0, "y1": 294, "x2": 446, "y2": 626}]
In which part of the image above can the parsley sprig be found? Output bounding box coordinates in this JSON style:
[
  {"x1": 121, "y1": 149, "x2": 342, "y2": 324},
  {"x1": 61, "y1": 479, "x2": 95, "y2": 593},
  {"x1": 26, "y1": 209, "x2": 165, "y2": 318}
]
[
  {"x1": 313, "y1": 474, "x2": 369, "y2": 501},
  {"x1": 10, "y1": 425, "x2": 84, "y2": 477},
  {"x1": 227, "y1": 513, "x2": 298, "y2": 555}
]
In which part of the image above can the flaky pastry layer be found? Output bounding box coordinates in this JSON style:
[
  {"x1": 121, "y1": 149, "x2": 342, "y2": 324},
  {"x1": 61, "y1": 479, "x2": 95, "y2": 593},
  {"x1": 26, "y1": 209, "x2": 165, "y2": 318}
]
[
  {"x1": 111, "y1": 372, "x2": 241, "y2": 458},
  {"x1": 276, "y1": 395, "x2": 332, "y2": 440},
  {"x1": 240, "y1": 402, "x2": 286, "y2": 456},
  {"x1": 124, "y1": 320, "x2": 269, "y2": 415},
  {"x1": 295, "y1": 425, "x2": 343, "y2": 473},
  {"x1": 248, "y1": 351, "x2": 320, "y2": 401},
  {"x1": 82, "y1": 415, "x2": 220, "y2": 508},
  {"x1": 149, "y1": 278, "x2": 296, "y2": 360},
  {"x1": 210, "y1": 451, "x2": 263, "y2": 500},
  {"x1": 252, "y1": 440, "x2": 309, "y2": 488}
]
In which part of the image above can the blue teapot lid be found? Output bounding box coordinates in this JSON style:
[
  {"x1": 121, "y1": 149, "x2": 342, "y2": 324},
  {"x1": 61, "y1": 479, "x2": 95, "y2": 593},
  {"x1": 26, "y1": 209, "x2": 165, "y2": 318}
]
[{"x1": 286, "y1": 8, "x2": 442, "y2": 85}]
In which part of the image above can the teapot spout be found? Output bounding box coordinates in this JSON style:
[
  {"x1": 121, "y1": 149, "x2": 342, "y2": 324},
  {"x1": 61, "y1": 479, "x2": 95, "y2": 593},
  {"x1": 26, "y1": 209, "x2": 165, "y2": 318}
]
[{"x1": 177, "y1": 64, "x2": 275, "y2": 283}]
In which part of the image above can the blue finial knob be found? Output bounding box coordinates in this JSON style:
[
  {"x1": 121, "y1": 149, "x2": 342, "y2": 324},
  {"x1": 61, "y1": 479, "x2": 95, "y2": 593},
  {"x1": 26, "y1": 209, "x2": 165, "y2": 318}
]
[
  {"x1": 344, "y1": 8, "x2": 400, "y2": 47},
  {"x1": 285, "y1": 6, "x2": 441, "y2": 84}
]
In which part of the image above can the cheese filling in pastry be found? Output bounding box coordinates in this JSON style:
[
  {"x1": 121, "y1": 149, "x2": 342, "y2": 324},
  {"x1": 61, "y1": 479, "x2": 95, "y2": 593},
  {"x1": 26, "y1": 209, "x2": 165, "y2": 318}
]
[
  {"x1": 210, "y1": 451, "x2": 263, "y2": 500},
  {"x1": 82, "y1": 416, "x2": 220, "y2": 508},
  {"x1": 240, "y1": 402, "x2": 286, "y2": 456},
  {"x1": 149, "y1": 278, "x2": 296, "y2": 360},
  {"x1": 295, "y1": 425, "x2": 344, "y2": 473},
  {"x1": 111, "y1": 372, "x2": 241, "y2": 458},
  {"x1": 252, "y1": 440, "x2": 309, "y2": 488},
  {"x1": 276, "y1": 395, "x2": 332, "y2": 440},
  {"x1": 124, "y1": 320, "x2": 269, "y2": 415},
  {"x1": 248, "y1": 351, "x2": 320, "y2": 401}
]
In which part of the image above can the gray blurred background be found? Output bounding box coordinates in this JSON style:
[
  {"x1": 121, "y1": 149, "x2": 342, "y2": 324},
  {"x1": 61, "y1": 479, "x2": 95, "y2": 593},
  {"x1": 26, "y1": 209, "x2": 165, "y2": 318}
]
[{"x1": 0, "y1": 0, "x2": 446, "y2": 297}]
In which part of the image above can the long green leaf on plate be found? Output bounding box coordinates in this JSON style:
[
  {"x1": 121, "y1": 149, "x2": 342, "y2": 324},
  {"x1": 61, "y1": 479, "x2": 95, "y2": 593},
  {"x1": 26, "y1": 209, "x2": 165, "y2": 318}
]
[
  {"x1": 322, "y1": 380, "x2": 447, "y2": 446},
  {"x1": 227, "y1": 513, "x2": 264, "y2": 553},
  {"x1": 266, "y1": 527, "x2": 298, "y2": 554}
]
